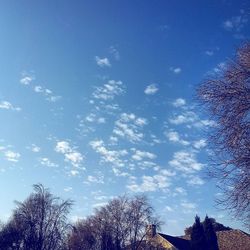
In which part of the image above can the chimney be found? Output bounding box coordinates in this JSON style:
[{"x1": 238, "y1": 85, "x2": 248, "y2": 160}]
[{"x1": 146, "y1": 224, "x2": 157, "y2": 238}]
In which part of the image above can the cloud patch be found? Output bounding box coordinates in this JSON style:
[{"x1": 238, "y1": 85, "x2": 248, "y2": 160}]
[
  {"x1": 144, "y1": 84, "x2": 159, "y2": 95},
  {"x1": 0, "y1": 101, "x2": 21, "y2": 111},
  {"x1": 95, "y1": 56, "x2": 111, "y2": 67},
  {"x1": 113, "y1": 113, "x2": 147, "y2": 143},
  {"x1": 93, "y1": 80, "x2": 125, "y2": 100},
  {"x1": 55, "y1": 141, "x2": 84, "y2": 168},
  {"x1": 169, "y1": 150, "x2": 204, "y2": 173}
]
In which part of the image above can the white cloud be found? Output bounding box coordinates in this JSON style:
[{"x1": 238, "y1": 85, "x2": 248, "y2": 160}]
[
  {"x1": 169, "y1": 111, "x2": 216, "y2": 128},
  {"x1": 0, "y1": 101, "x2": 21, "y2": 111},
  {"x1": 193, "y1": 139, "x2": 207, "y2": 149},
  {"x1": 175, "y1": 187, "x2": 187, "y2": 195},
  {"x1": 113, "y1": 113, "x2": 147, "y2": 143},
  {"x1": 165, "y1": 206, "x2": 173, "y2": 212},
  {"x1": 170, "y1": 67, "x2": 182, "y2": 74},
  {"x1": 172, "y1": 98, "x2": 186, "y2": 107},
  {"x1": 20, "y1": 73, "x2": 34, "y2": 85},
  {"x1": 33, "y1": 85, "x2": 61, "y2": 102},
  {"x1": 95, "y1": 56, "x2": 111, "y2": 67},
  {"x1": 93, "y1": 80, "x2": 125, "y2": 100},
  {"x1": 31, "y1": 144, "x2": 41, "y2": 153},
  {"x1": 55, "y1": 141, "x2": 84, "y2": 168},
  {"x1": 86, "y1": 175, "x2": 104, "y2": 184},
  {"x1": 64, "y1": 187, "x2": 73, "y2": 192},
  {"x1": 187, "y1": 176, "x2": 205, "y2": 186},
  {"x1": 165, "y1": 131, "x2": 190, "y2": 146},
  {"x1": 131, "y1": 149, "x2": 156, "y2": 161},
  {"x1": 144, "y1": 84, "x2": 159, "y2": 95},
  {"x1": 181, "y1": 201, "x2": 197, "y2": 210},
  {"x1": 90, "y1": 140, "x2": 128, "y2": 167},
  {"x1": 169, "y1": 150, "x2": 204, "y2": 173},
  {"x1": 127, "y1": 174, "x2": 171, "y2": 192},
  {"x1": 85, "y1": 113, "x2": 106, "y2": 124},
  {"x1": 39, "y1": 158, "x2": 58, "y2": 168},
  {"x1": 4, "y1": 150, "x2": 20, "y2": 162}
]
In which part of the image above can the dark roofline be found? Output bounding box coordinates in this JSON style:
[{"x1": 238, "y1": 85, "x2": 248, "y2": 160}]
[{"x1": 158, "y1": 233, "x2": 190, "y2": 250}]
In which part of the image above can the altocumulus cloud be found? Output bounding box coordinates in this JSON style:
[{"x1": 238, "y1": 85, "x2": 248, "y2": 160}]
[
  {"x1": 144, "y1": 84, "x2": 159, "y2": 95},
  {"x1": 0, "y1": 101, "x2": 21, "y2": 111},
  {"x1": 95, "y1": 56, "x2": 111, "y2": 67},
  {"x1": 55, "y1": 141, "x2": 84, "y2": 168}
]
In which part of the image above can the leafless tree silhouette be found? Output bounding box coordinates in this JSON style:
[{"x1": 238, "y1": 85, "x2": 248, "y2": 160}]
[
  {"x1": 197, "y1": 42, "x2": 250, "y2": 229},
  {"x1": 0, "y1": 184, "x2": 72, "y2": 250}
]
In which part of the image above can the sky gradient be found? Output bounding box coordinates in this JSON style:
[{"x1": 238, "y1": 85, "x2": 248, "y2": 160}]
[{"x1": 0, "y1": 0, "x2": 249, "y2": 235}]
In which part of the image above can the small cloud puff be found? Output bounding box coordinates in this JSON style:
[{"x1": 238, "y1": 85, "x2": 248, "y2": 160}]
[
  {"x1": 4, "y1": 150, "x2": 21, "y2": 162},
  {"x1": 172, "y1": 98, "x2": 186, "y2": 107},
  {"x1": 95, "y1": 56, "x2": 111, "y2": 67},
  {"x1": 144, "y1": 84, "x2": 159, "y2": 95},
  {"x1": 170, "y1": 67, "x2": 182, "y2": 74},
  {"x1": 169, "y1": 150, "x2": 204, "y2": 173},
  {"x1": 55, "y1": 141, "x2": 84, "y2": 168},
  {"x1": 165, "y1": 131, "x2": 190, "y2": 146},
  {"x1": 20, "y1": 72, "x2": 34, "y2": 85},
  {"x1": 93, "y1": 80, "x2": 125, "y2": 100},
  {"x1": 0, "y1": 101, "x2": 21, "y2": 111},
  {"x1": 113, "y1": 113, "x2": 147, "y2": 143}
]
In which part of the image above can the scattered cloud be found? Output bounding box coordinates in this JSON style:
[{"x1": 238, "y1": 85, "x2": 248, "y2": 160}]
[
  {"x1": 4, "y1": 150, "x2": 21, "y2": 162},
  {"x1": 169, "y1": 111, "x2": 216, "y2": 128},
  {"x1": 172, "y1": 98, "x2": 186, "y2": 107},
  {"x1": 127, "y1": 174, "x2": 171, "y2": 192},
  {"x1": 85, "y1": 113, "x2": 106, "y2": 124},
  {"x1": 165, "y1": 130, "x2": 190, "y2": 146},
  {"x1": 113, "y1": 113, "x2": 147, "y2": 143},
  {"x1": 193, "y1": 139, "x2": 207, "y2": 150},
  {"x1": 170, "y1": 67, "x2": 182, "y2": 74},
  {"x1": 30, "y1": 144, "x2": 41, "y2": 153},
  {"x1": 223, "y1": 15, "x2": 248, "y2": 32},
  {"x1": 131, "y1": 149, "x2": 156, "y2": 161},
  {"x1": 93, "y1": 80, "x2": 125, "y2": 100},
  {"x1": 55, "y1": 141, "x2": 84, "y2": 168},
  {"x1": 144, "y1": 84, "x2": 159, "y2": 95},
  {"x1": 39, "y1": 157, "x2": 58, "y2": 168},
  {"x1": 20, "y1": 72, "x2": 34, "y2": 85},
  {"x1": 109, "y1": 46, "x2": 120, "y2": 60},
  {"x1": 187, "y1": 176, "x2": 205, "y2": 186},
  {"x1": 95, "y1": 56, "x2": 111, "y2": 67},
  {"x1": 90, "y1": 140, "x2": 128, "y2": 167},
  {"x1": 86, "y1": 175, "x2": 104, "y2": 184},
  {"x1": 181, "y1": 201, "x2": 197, "y2": 210},
  {"x1": 0, "y1": 101, "x2": 21, "y2": 111},
  {"x1": 33, "y1": 85, "x2": 61, "y2": 102},
  {"x1": 169, "y1": 150, "x2": 204, "y2": 173}
]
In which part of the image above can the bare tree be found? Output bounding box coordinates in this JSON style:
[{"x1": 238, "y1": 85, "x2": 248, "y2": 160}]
[
  {"x1": 2, "y1": 184, "x2": 73, "y2": 250},
  {"x1": 197, "y1": 42, "x2": 250, "y2": 229},
  {"x1": 68, "y1": 194, "x2": 161, "y2": 250}
]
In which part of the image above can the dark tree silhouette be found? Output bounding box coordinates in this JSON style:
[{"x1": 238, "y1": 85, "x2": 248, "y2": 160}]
[
  {"x1": 197, "y1": 42, "x2": 250, "y2": 229},
  {"x1": 68, "y1": 194, "x2": 161, "y2": 250},
  {"x1": 184, "y1": 217, "x2": 231, "y2": 236},
  {"x1": 1, "y1": 184, "x2": 72, "y2": 250},
  {"x1": 203, "y1": 216, "x2": 219, "y2": 250},
  {"x1": 190, "y1": 215, "x2": 207, "y2": 250}
]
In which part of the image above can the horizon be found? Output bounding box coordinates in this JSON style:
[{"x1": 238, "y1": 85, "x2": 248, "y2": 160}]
[{"x1": 0, "y1": 0, "x2": 249, "y2": 236}]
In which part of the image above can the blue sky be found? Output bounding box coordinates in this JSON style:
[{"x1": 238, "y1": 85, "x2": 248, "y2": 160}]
[{"x1": 0, "y1": 0, "x2": 249, "y2": 235}]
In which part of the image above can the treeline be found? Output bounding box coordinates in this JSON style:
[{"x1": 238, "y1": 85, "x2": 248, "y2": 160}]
[
  {"x1": 0, "y1": 184, "x2": 227, "y2": 250},
  {"x1": 0, "y1": 184, "x2": 161, "y2": 250}
]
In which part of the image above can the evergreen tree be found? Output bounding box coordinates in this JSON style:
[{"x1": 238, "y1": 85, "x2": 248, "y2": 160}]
[
  {"x1": 203, "y1": 216, "x2": 219, "y2": 250},
  {"x1": 191, "y1": 215, "x2": 207, "y2": 250}
]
